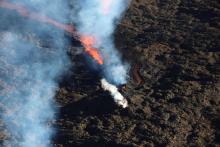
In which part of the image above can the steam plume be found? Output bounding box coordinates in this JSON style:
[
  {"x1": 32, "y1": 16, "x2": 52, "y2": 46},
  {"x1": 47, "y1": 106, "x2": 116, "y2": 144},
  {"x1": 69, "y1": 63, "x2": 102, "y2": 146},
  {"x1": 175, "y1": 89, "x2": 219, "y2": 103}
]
[
  {"x1": 70, "y1": 0, "x2": 130, "y2": 85},
  {"x1": 101, "y1": 78, "x2": 128, "y2": 108},
  {"x1": 0, "y1": 0, "x2": 70, "y2": 146}
]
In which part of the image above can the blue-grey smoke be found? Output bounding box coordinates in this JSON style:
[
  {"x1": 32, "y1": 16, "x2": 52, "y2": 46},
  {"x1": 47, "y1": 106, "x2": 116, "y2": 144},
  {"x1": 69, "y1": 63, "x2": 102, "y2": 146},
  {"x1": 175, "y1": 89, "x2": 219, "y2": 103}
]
[
  {"x1": 70, "y1": 0, "x2": 130, "y2": 85},
  {"x1": 0, "y1": 0, "x2": 70, "y2": 146}
]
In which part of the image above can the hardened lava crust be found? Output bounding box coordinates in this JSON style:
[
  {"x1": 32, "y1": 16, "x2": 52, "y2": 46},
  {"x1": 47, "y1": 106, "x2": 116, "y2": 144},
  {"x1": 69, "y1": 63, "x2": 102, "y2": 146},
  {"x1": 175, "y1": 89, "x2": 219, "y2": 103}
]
[
  {"x1": 1, "y1": 0, "x2": 220, "y2": 147},
  {"x1": 54, "y1": 0, "x2": 220, "y2": 146}
]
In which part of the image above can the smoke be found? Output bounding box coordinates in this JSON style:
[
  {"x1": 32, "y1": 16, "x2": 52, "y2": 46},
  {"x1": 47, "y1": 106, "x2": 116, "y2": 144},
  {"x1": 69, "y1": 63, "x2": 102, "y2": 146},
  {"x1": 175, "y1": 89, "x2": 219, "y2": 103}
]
[
  {"x1": 70, "y1": 0, "x2": 130, "y2": 85},
  {"x1": 0, "y1": 0, "x2": 70, "y2": 146},
  {"x1": 101, "y1": 78, "x2": 128, "y2": 108},
  {"x1": 0, "y1": 0, "x2": 131, "y2": 146}
]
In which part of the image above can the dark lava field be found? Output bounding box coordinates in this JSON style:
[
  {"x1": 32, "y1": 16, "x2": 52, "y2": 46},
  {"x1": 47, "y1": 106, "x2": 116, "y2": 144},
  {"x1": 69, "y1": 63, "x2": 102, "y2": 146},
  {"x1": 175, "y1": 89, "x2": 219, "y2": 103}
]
[{"x1": 1, "y1": 0, "x2": 220, "y2": 147}]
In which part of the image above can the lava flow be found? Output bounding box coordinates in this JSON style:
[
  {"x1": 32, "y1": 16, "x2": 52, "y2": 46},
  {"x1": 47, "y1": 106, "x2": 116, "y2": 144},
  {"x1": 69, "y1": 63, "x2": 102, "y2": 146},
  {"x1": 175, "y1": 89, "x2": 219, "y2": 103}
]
[
  {"x1": 0, "y1": 1, "x2": 104, "y2": 65},
  {"x1": 80, "y1": 35, "x2": 104, "y2": 65}
]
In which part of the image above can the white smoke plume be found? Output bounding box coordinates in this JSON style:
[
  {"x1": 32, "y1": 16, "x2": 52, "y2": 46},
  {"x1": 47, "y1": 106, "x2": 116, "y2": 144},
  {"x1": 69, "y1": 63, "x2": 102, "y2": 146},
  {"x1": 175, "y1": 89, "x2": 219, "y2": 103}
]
[
  {"x1": 101, "y1": 78, "x2": 128, "y2": 108},
  {"x1": 0, "y1": 0, "x2": 70, "y2": 146},
  {"x1": 70, "y1": 0, "x2": 131, "y2": 85}
]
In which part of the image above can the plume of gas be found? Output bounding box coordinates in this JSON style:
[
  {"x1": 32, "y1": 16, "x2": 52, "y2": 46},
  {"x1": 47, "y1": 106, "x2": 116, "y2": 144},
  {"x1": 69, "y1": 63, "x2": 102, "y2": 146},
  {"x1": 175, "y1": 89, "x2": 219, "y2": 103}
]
[
  {"x1": 70, "y1": 0, "x2": 131, "y2": 85},
  {"x1": 0, "y1": 0, "x2": 70, "y2": 146},
  {"x1": 101, "y1": 78, "x2": 128, "y2": 108}
]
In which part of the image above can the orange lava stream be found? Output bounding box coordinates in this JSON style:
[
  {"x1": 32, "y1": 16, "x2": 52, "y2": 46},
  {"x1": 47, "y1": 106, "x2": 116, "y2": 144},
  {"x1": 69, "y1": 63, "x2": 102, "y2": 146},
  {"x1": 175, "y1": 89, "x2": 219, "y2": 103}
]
[
  {"x1": 80, "y1": 35, "x2": 103, "y2": 65},
  {"x1": 0, "y1": 1, "x2": 104, "y2": 65}
]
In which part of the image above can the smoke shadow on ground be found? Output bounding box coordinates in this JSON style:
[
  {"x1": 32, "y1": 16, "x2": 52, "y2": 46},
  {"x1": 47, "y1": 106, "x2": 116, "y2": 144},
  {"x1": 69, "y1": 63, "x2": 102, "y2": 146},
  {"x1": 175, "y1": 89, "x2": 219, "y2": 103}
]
[{"x1": 59, "y1": 91, "x2": 117, "y2": 118}]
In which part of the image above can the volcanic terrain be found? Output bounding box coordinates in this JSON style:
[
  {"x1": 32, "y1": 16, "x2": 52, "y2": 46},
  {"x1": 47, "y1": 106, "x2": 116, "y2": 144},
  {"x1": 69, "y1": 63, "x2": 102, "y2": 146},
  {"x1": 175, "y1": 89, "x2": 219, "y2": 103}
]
[{"x1": 0, "y1": 0, "x2": 220, "y2": 147}]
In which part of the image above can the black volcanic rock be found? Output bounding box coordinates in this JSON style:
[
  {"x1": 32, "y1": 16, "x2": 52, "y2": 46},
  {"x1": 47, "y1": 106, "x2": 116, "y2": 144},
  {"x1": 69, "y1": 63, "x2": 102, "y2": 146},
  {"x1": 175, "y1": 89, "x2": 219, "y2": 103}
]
[{"x1": 0, "y1": 0, "x2": 220, "y2": 147}]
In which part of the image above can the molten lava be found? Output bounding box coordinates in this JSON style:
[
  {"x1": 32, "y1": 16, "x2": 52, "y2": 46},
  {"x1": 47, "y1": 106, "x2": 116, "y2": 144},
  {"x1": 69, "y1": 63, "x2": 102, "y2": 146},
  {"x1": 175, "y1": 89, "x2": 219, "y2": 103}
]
[
  {"x1": 80, "y1": 35, "x2": 103, "y2": 65},
  {"x1": 0, "y1": 1, "x2": 104, "y2": 65}
]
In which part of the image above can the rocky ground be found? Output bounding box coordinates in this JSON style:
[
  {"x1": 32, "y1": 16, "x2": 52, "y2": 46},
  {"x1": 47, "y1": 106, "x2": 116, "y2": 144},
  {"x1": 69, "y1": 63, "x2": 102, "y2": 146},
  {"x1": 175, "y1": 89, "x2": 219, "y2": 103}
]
[{"x1": 1, "y1": 0, "x2": 220, "y2": 147}]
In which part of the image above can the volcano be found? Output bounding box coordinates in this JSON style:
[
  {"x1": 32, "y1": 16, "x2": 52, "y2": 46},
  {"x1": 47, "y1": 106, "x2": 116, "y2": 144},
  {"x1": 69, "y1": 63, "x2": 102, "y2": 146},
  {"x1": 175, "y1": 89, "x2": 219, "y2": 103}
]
[{"x1": 0, "y1": 0, "x2": 220, "y2": 147}]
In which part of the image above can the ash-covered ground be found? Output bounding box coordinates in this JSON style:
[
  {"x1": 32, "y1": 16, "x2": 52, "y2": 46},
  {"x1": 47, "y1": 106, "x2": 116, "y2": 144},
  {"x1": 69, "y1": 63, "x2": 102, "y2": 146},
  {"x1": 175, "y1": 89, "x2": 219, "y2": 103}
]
[{"x1": 1, "y1": 0, "x2": 220, "y2": 147}]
